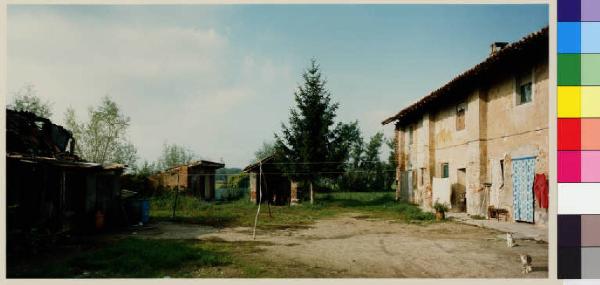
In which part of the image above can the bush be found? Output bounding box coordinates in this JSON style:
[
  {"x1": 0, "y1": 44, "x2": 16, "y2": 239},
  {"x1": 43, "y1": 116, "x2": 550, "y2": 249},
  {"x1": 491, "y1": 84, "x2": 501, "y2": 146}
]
[
  {"x1": 218, "y1": 188, "x2": 247, "y2": 201},
  {"x1": 433, "y1": 201, "x2": 449, "y2": 213},
  {"x1": 226, "y1": 173, "x2": 249, "y2": 188}
]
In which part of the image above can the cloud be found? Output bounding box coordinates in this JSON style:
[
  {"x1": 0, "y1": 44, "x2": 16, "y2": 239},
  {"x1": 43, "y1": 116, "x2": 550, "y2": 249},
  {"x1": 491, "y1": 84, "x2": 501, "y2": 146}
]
[{"x1": 8, "y1": 7, "x2": 295, "y2": 167}]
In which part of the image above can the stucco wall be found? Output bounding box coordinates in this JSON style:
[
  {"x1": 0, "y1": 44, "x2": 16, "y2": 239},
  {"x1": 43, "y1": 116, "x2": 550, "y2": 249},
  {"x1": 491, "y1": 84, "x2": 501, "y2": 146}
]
[{"x1": 395, "y1": 59, "x2": 548, "y2": 225}]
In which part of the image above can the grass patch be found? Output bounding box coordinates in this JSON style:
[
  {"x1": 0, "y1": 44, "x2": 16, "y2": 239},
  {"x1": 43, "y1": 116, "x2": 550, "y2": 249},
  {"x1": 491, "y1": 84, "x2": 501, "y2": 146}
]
[
  {"x1": 9, "y1": 238, "x2": 348, "y2": 278},
  {"x1": 150, "y1": 191, "x2": 435, "y2": 230},
  {"x1": 316, "y1": 192, "x2": 435, "y2": 222},
  {"x1": 9, "y1": 238, "x2": 229, "y2": 278},
  {"x1": 470, "y1": 214, "x2": 487, "y2": 220},
  {"x1": 150, "y1": 192, "x2": 342, "y2": 229}
]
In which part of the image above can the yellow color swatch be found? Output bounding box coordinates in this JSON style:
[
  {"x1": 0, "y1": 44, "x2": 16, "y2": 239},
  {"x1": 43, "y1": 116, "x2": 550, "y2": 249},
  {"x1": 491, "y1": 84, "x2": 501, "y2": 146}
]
[
  {"x1": 581, "y1": 86, "x2": 600, "y2": 117},
  {"x1": 558, "y1": 86, "x2": 581, "y2": 118}
]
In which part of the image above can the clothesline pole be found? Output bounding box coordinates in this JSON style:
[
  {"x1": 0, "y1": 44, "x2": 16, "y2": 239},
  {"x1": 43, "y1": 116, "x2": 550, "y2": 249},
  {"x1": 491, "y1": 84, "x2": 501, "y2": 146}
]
[{"x1": 252, "y1": 161, "x2": 262, "y2": 240}]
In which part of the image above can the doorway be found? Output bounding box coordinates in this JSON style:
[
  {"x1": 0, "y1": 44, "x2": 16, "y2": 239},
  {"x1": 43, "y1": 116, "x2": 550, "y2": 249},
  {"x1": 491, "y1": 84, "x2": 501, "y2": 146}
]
[{"x1": 452, "y1": 168, "x2": 467, "y2": 212}]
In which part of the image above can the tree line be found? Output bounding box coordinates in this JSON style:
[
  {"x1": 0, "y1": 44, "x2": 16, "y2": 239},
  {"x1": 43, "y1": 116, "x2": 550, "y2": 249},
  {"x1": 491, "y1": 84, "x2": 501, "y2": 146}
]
[{"x1": 10, "y1": 58, "x2": 399, "y2": 203}]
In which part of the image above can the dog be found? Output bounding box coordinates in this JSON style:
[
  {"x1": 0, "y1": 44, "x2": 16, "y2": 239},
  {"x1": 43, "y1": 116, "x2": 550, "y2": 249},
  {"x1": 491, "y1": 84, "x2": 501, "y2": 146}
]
[{"x1": 520, "y1": 254, "x2": 533, "y2": 274}]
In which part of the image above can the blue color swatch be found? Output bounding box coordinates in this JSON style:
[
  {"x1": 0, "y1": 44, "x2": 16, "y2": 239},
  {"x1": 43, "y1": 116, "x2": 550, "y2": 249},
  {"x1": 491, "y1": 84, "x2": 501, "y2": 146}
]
[{"x1": 559, "y1": 22, "x2": 581, "y2": 53}]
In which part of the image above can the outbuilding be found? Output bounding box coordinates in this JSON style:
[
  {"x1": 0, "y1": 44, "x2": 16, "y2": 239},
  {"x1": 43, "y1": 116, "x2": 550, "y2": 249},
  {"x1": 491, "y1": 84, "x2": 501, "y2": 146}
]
[{"x1": 149, "y1": 160, "x2": 225, "y2": 200}]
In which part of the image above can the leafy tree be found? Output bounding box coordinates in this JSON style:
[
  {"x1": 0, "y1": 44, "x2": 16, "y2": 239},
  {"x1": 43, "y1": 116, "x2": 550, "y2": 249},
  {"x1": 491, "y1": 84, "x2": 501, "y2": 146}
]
[
  {"x1": 64, "y1": 96, "x2": 138, "y2": 167},
  {"x1": 363, "y1": 132, "x2": 386, "y2": 190},
  {"x1": 275, "y1": 59, "x2": 360, "y2": 203},
  {"x1": 135, "y1": 160, "x2": 159, "y2": 177},
  {"x1": 227, "y1": 173, "x2": 249, "y2": 189},
  {"x1": 156, "y1": 143, "x2": 196, "y2": 170},
  {"x1": 253, "y1": 141, "x2": 276, "y2": 163},
  {"x1": 364, "y1": 132, "x2": 384, "y2": 166},
  {"x1": 385, "y1": 135, "x2": 399, "y2": 190},
  {"x1": 9, "y1": 83, "x2": 53, "y2": 118},
  {"x1": 340, "y1": 132, "x2": 388, "y2": 192}
]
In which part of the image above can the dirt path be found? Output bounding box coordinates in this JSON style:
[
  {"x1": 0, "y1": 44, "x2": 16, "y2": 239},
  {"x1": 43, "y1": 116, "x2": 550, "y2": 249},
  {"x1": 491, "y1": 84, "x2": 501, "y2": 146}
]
[{"x1": 138, "y1": 214, "x2": 548, "y2": 278}]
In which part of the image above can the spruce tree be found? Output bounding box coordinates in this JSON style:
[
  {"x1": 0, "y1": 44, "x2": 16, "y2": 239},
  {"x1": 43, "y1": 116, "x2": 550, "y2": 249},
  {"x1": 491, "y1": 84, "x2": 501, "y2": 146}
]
[{"x1": 275, "y1": 59, "x2": 359, "y2": 203}]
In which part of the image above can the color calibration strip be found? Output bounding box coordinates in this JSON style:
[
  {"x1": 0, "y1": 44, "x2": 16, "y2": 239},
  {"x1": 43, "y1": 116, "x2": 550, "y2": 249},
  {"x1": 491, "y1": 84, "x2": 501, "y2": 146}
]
[{"x1": 557, "y1": 0, "x2": 600, "y2": 279}]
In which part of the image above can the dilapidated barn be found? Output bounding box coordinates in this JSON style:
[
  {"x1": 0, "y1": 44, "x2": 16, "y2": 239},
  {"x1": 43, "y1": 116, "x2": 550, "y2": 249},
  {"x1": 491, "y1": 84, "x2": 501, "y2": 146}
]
[
  {"x1": 149, "y1": 160, "x2": 225, "y2": 201},
  {"x1": 382, "y1": 27, "x2": 549, "y2": 226},
  {"x1": 6, "y1": 109, "x2": 126, "y2": 235}
]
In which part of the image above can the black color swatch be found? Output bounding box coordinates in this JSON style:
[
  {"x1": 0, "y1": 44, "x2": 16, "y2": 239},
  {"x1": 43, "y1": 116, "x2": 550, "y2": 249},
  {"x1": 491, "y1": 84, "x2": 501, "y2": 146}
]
[
  {"x1": 558, "y1": 247, "x2": 582, "y2": 279},
  {"x1": 558, "y1": 214, "x2": 581, "y2": 247}
]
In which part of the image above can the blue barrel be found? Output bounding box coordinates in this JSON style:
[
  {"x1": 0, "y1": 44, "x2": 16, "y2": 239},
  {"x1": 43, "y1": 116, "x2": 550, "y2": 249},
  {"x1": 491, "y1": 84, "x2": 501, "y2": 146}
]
[{"x1": 141, "y1": 199, "x2": 150, "y2": 223}]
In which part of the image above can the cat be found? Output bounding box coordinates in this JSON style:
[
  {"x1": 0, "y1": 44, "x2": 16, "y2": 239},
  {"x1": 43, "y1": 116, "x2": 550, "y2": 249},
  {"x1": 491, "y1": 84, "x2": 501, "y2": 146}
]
[
  {"x1": 506, "y1": 233, "x2": 515, "y2": 247},
  {"x1": 520, "y1": 254, "x2": 533, "y2": 274}
]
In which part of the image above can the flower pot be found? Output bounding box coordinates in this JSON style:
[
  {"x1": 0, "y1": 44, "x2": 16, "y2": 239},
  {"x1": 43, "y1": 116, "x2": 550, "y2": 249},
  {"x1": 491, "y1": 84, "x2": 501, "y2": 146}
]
[{"x1": 435, "y1": 211, "x2": 445, "y2": 221}]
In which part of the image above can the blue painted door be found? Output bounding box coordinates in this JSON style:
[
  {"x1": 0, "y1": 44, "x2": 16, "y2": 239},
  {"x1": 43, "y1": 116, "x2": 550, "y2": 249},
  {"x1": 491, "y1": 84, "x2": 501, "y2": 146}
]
[{"x1": 511, "y1": 157, "x2": 536, "y2": 223}]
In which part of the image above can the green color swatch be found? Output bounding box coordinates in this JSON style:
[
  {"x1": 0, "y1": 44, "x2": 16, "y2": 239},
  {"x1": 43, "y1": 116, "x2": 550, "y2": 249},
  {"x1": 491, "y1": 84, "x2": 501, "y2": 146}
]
[
  {"x1": 582, "y1": 54, "x2": 600, "y2": 86},
  {"x1": 559, "y1": 54, "x2": 581, "y2": 86}
]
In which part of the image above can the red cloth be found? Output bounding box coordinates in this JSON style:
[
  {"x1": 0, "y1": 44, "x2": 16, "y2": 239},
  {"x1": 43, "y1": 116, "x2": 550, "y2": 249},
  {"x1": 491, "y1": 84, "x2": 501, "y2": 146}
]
[{"x1": 533, "y1": 173, "x2": 548, "y2": 209}]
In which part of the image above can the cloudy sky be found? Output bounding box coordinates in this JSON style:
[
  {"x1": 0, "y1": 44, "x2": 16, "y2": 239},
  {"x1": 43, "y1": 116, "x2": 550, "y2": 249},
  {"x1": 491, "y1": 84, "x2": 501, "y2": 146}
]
[{"x1": 7, "y1": 5, "x2": 548, "y2": 168}]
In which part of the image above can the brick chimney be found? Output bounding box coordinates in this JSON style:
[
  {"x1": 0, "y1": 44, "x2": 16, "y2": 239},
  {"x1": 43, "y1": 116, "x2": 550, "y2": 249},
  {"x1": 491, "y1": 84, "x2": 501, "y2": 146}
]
[{"x1": 490, "y1": 42, "x2": 509, "y2": 56}]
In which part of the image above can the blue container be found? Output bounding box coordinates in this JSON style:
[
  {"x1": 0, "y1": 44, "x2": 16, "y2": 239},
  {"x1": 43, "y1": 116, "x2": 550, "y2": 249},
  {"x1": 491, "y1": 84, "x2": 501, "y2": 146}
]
[{"x1": 141, "y1": 199, "x2": 150, "y2": 223}]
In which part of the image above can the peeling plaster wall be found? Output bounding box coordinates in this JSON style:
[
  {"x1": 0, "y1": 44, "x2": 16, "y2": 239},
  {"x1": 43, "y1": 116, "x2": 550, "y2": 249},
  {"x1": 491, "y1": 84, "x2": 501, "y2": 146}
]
[
  {"x1": 395, "y1": 60, "x2": 548, "y2": 225},
  {"x1": 484, "y1": 61, "x2": 549, "y2": 225}
]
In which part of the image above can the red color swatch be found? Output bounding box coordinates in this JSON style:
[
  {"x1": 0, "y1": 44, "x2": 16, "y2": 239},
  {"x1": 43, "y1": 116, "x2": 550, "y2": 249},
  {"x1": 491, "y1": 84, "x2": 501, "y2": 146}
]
[{"x1": 559, "y1": 118, "x2": 581, "y2": 150}]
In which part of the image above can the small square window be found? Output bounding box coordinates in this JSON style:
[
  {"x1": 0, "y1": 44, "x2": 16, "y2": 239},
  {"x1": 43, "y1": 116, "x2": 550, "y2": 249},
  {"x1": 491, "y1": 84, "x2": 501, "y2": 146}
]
[
  {"x1": 516, "y1": 72, "x2": 533, "y2": 105},
  {"x1": 441, "y1": 163, "x2": 449, "y2": 178},
  {"x1": 456, "y1": 103, "x2": 466, "y2": 130}
]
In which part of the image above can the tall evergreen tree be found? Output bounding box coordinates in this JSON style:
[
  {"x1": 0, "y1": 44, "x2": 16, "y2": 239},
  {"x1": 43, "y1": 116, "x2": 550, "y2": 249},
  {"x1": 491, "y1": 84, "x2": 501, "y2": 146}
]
[{"x1": 275, "y1": 59, "x2": 359, "y2": 203}]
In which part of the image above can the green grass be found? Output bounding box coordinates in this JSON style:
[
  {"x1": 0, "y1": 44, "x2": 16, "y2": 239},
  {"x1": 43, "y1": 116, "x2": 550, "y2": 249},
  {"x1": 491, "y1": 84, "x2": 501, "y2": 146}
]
[
  {"x1": 151, "y1": 193, "x2": 338, "y2": 229},
  {"x1": 470, "y1": 214, "x2": 487, "y2": 220},
  {"x1": 150, "y1": 191, "x2": 435, "y2": 230},
  {"x1": 9, "y1": 238, "x2": 230, "y2": 278},
  {"x1": 318, "y1": 192, "x2": 435, "y2": 222}
]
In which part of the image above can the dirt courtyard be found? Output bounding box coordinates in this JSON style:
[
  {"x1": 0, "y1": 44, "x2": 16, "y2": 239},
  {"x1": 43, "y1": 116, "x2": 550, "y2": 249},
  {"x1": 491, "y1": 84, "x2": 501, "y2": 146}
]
[{"x1": 136, "y1": 213, "x2": 548, "y2": 278}]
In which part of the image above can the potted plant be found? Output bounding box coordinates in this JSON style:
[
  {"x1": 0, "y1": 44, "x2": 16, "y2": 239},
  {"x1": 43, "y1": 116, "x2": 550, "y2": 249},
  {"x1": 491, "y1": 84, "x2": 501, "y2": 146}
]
[{"x1": 433, "y1": 201, "x2": 449, "y2": 221}]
